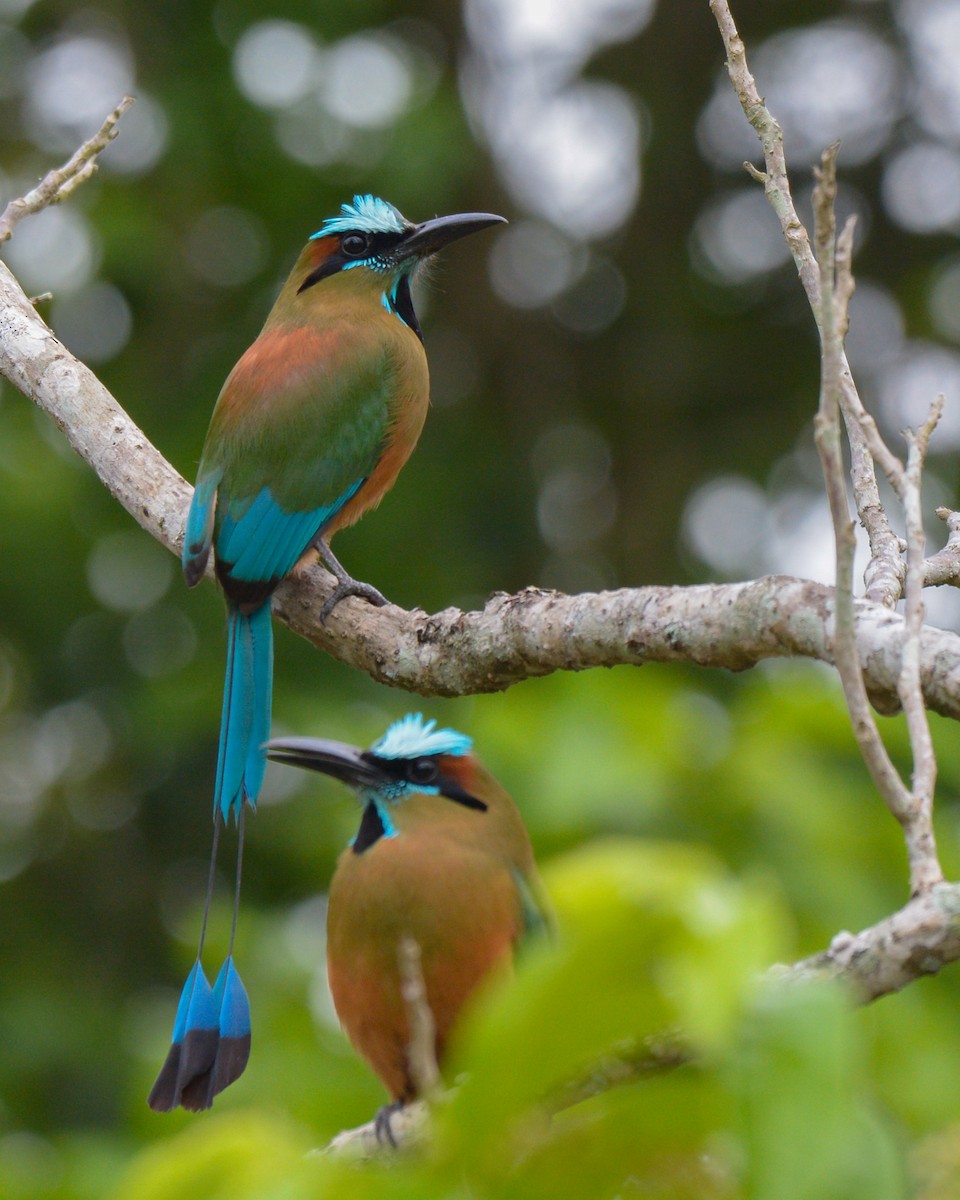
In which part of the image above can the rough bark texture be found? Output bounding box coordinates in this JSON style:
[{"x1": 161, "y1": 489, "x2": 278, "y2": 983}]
[{"x1": 788, "y1": 883, "x2": 960, "y2": 1000}]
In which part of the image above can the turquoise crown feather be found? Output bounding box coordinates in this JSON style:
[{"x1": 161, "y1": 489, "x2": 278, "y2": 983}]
[
  {"x1": 312, "y1": 194, "x2": 408, "y2": 239},
  {"x1": 371, "y1": 713, "x2": 473, "y2": 760}
]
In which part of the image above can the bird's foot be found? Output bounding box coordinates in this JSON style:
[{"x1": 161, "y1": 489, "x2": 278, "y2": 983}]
[
  {"x1": 316, "y1": 539, "x2": 389, "y2": 623},
  {"x1": 320, "y1": 578, "x2": 389, "y2": 623},
  {"x1": 373, "y1": 1099, "x2": 406, "y2": 1148}
]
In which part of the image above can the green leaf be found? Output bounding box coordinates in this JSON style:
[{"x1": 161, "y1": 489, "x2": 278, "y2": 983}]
[
  {"x1": 108, "y1": 1112, "x2": 311, "y2": 1200},
  {"x1": 733, "y1": 979, "x2": 906, "y2": 1200},
  {"x1": 435, "y1": 839, "x2": 787, "y2": 1182}
]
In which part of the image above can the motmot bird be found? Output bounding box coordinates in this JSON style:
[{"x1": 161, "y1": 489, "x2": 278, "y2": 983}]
[
  {"x1": 266, "y1": 713, "x2": 548, "y2": 1131},
  {"x1": 148, "y1": 197, "x2": 505, "y2": 1113}
]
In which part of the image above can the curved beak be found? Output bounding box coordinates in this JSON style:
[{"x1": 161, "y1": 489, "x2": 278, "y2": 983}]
[
  {"x1": 400, "y1": 211, "x2": 506, "y2": 260},
  {"x1": 265, "y1": 736, "x2": 388, "y2": 791}
]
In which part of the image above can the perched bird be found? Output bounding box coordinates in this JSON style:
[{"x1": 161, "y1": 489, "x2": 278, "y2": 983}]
[
  {"x1": 266, "y1": 713, "x2": 548, "y2": 1137},
  {"x1": 148, "y1": 197, "x2": 505, "y2": 1113}
]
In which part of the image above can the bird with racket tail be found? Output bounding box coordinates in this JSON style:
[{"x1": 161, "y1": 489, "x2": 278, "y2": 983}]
[{"x1": 148, "y1": 196, "x2": 505, "y2": 1112}]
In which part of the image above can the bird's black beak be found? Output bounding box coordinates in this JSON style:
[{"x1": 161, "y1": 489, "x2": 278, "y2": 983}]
[
  {"x1": 265, "y1": 736, "x2": 388, "y2": 791},
  {"x1": 400, "y1": 211, "x2": 506, "y2": 259}
]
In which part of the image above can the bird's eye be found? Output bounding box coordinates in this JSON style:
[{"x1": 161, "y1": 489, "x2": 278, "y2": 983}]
[
  {"x1": 341, "y1": 233, "x2": 369, "y2": 258},
  {"x1": 407, "y1": 757, "x2": 439, "y2": 785}
]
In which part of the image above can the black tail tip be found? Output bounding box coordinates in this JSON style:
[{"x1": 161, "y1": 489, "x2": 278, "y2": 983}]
[
  {"x1": 183, "y1": 553, "x2": 208, "y2": 589},
  {"x1": 147, "y1": 1031, "x2": 251, "y2": 1113},
  {"x1": 147, "y1": 1043, "x2": 186, "y2": 1113}
]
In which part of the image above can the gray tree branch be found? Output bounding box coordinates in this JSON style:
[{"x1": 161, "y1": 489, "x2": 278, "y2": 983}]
[
  {"x1": 787, "y1": 882, "x2": 960, "y2": 1001},
  {"x1": 7, "y1": 252, "x2": 960, "y2": 713}
]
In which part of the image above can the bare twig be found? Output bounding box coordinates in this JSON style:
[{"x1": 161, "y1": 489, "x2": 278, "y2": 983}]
[
  {"x1": 707, "y1": 0, "x2": 817, "y2": 294},
  {"x1": 711, "y1": 0, "x2": 944, "y2": 898},
  {"x1": 545, "y1": 1035, "x2": 690, "y2": 1114},
  {"x1": 811, "y1": 147, "x2": 918, "y2": 869},
  {"x1": 319, "y1": 947, "x2": 444, "y2": 1162},
  {"x1": 924, "y1": 508, "x2": 960, "y2": 587},
  {"x1": 896, "y1": 403, "x2": 944, "y2": 893},
  {"x1": 0, "y1": 96, "x2": 135, "y2": 244},
  {"x1": 708, "y1": 0, "x2": 904, "y2": 607},
  {"x1": 398, "y1": 937, "x2": 442, "y2": 1101}
]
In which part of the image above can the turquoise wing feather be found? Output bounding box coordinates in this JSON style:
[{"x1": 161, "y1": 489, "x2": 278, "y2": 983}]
[{"x1": 183, "y1": 474, "x2": 219, "y2": 587}]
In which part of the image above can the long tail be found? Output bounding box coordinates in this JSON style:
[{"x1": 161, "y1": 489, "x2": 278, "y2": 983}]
[
  {"x1": 148, "y1": 606, "x2": 270, "y2": 1112},
  {"x1": 216, "y1": 601, "x2": 274, "y2": 822}
]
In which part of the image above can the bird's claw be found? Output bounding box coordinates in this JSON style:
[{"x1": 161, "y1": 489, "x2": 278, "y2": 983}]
[
  {"x1": 319, "y1": 578, "x2": 389, "y2": 624},
  {"x1": 373, "y1": 1099, "x2": 405, "y2": 1148},
  {"x1": 314, "y1": 537, "x2": 390, "y2": 623}
]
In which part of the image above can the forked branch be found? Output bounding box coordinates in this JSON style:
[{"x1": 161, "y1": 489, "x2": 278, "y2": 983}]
[
  {"x1": 710, "y1": 0, "x2": 944, "y2": 897},
  {"x1": 0, "y1": 96, "x2": 135, "y2": 244}
]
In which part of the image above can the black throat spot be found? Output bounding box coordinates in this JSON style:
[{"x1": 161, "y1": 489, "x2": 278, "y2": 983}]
[
  {"x1": 389, "y1": 274, "x2": 422, "y2": 341},
  {"x1": 353, "y1": 801, "x2": 387, "y2": 854}
]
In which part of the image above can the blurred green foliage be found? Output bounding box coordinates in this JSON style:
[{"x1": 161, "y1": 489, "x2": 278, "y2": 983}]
[
  {"x1": 2, "y1": 0, "x2": 960, "y2": 1195},
  {"x1": 96, "y1": 837, "x2": 932, "y2": 1199}
]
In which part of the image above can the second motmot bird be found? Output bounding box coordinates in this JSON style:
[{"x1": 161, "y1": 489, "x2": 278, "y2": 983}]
[
  {"x1": 148, "y1": 196, "x2": 505, "y2": 1112},
  {"x1": 266, "y1": 714, "x2": 548, "y2": 1135}
]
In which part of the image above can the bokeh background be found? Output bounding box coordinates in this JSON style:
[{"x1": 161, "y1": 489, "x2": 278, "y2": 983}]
[{"x1": 4, "y1": 0, "x2": 960, "y2": 1194}]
